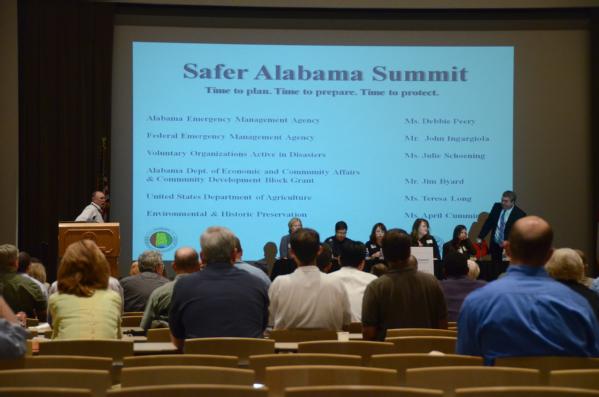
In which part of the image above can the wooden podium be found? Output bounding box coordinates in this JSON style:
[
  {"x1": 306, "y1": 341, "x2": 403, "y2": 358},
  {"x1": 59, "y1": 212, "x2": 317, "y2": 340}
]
[{"x1": 58, "y1": 222, "x2": 120, "y2": 277}]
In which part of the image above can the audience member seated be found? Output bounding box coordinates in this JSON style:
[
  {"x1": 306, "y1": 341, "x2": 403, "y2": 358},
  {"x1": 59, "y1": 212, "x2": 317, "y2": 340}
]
[
  {"x1": 0, "y1": 296, "x2": 28, "y2": 358},
  {"x1": 328, "y1": 241, "x2": 377, "y2": 322},
  {"x1": 169, "y1": 226, "x2": 269, "y2": 349},
  {"x1": 120, "y1": 250, "x2": 169, "y2": 312},
  {"x1": 129, "y1": 261, "x2": 140, "y2": 276},
  {"x1": 362, "y1": 229, "x2": 448, "y2": 341},
  {"x1": 467, "y1": 260, "x2": 481, "y2": 280},
  {"x1": 442, "y1": 225, "x2": 476, "y2": 258},
  {"x1": 18, "y1": 251, "x2": 48, "y2": 299},
  {"x1": 279, "y1": 217, "x2": 302, "y2": 259},
  {"x1": 252, "y1": 242, "x2": 277, "y2": 276},
  {"x1": 0, "y1": 244, "x2": 47, "y2": 321},
  {"x1": 371, "y1": 263, "x2": 388, "y2": 277},
  {"x1": 234, "y1": 238, "x2": 271, "y2": 288},
  {"x1": 140, "y1": 247, "x2": 200, "y2": 330},
  {"x1": 49, "y1": 239, "x2": 121, "y2": 339},
  {"x1": 49, "y1": 273, "x2": 124, "y2": 312},
  {"x1": 269, "y1": 228, "x2": 351, "y2": 330},
  {"x1": 575, "y1": 249, "x2": 596, "y2": 289},
  {"x1": 27, "y1": 258, "x2": 50, "y2": 295},
  {"x1": 440, "y1": 252, "x2": 487, "y2": 322},
  {"x1": 545, "y1": 248, "x2": 599, "y2": 319},
  {"x1": 316, "y1": 243, "x2": 333, "y2": 273},
  {"x1": 457, "y1": 216, "x2": 599, "y2": 363},
  {"x1": 324, "y1": 220, "x2": 353, "y2": 271}
]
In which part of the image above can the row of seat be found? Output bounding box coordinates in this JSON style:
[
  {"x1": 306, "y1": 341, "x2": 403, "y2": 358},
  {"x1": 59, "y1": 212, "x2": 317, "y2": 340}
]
[
  {"x1": 32, "y1": 337, "x2": 459, "y2": 361},
  {"x1": 2, "y1": 364, "x2": 599, "y2": 397}
]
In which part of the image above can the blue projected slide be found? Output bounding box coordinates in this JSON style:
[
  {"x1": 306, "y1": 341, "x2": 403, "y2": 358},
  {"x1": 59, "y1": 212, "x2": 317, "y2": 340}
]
[{"x1": 132, "y1": 42, "x2": 513, "y2": 260}]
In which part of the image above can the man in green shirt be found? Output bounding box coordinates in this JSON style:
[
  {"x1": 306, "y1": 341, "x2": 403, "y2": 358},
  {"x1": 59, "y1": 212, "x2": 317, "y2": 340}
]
[
  {"x1": 0, "y1": 244, "x2": 47, "y2": 321},
  {"x1": 140, "y1": 247, "x2": 200, "y2": 330}
]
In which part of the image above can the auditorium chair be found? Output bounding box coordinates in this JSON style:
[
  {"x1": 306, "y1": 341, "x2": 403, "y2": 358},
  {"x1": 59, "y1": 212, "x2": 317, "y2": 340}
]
[
  {"x1": 0, "y1": 387, "x2": 93, "y2": 397},
  {"x1": 120, "y1": 365, "x2": 254, "y2": 388},
  {"x1": 146, "y1": 328, "x2": 171, "y2": 342},
  {"x1": 23, "y1": 355, "x2": 113, "y2": 371},
  {"x1": 385, "y1": 336, "x2": 457, "y2": 354},
  {"x1": 249, "y1": 353, "x2": 362, "y2": 382},
  {"x1": 347, "y1": 322, "x2": 363, "y2": 333},
  {"x1": 0, "y1": 369, "x2": 111, "y2": 397},
  {"x1": 405, "y1": 366, "x2": 541, "y2": 396},
  {"x1": 122, "y1": 312, "x2": 144, "y2": 317},
  {"x1": 455, "y1": 386, "x2": 599, "y2": 397},
  {"x1": 297, "y1": 340, "x2": 395, "y2": 365},
  {"x1": 123, "y1": 354, "x2": 238, "y2": 368},
  {"x1": 385, "y1": 328, "x2": 458, "y2": 338},
  {"x1": 284, "y1": 385, "x2": 443, "y2": 397},
  {"x1": 370, "y1": 353, "x2": 483, "y2": 384},
  {"x1": 107, "y1": 385, "x2": 267, "y2": 397},
  {"x1": 38, "y1": 340, "x2": 134, "y2": 361},
  {"x1": 264, "y1": 365, "x2": 398, "y2": 397},
  {"x1": 550, "y1": 369, "x2": 599, "y2": 389},
  {"x1": 184, "y1": 337, "x2": 275, "y2": 364},
  {"x1": 495, "y1": 356, "x2": 599, "y2": 383},
  {"x1": 121, "y1": 316, "x2": 143, "y2": 327},
  {"x1": 268, "y1": 328, "x2": 338, "y2": 342}
]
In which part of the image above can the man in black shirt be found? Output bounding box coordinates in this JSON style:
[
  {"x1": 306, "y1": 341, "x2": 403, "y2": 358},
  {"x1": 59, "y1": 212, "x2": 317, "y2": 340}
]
[{"x1": 324, "y1": 221, "x2": 352, "y2": 271}]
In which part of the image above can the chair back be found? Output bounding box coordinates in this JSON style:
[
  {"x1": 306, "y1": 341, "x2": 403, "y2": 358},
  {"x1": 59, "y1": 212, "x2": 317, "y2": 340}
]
[
  {"x1": 347, "y1": 323, "x2": 363, "y2": 333},
  {"x1": 269, "y1": 329, "x2": 338, "y2": 342},
  {"x1": 249, "y1": 353, "x2": 362, "y2": 382},
  {"x1": 386, "y1": 336, "x2": 457, "y2": 354},
  {"x1": 38, "y1": 340, "x2": 134, "y2": 361},
  {"x1": 184, "y1": 337, "x2": 274, "y2": 361},
  {"x1": 264, "y1": 365, "x2": 398, "y2": 397},
  {"x1": 285, "y1": 385, "x2": 443, "y2": 397},
  {"x1": 24, "y1": 355, "x2": 113, "y2": 371},
  {"x1": 0, "y1": 369, "x2": 111, "y2": 397},
  {"x1": 496, "y1": 356, "x2": 599, "y2": 383},
  {"x1": 122, "y1": 312, "x2": 144, "y2": 317},
  {"x1": 297, "y1": 341, "x2": 395, "y2": 365},
  {"x1": 123, "y1": 354, "x2": 238, "y2": 368},
  {"x1": 107, "y1": 385, "x2": 267, "y2": 397},
  {"x1": 0, "y1": 387, "x2": 92, "y2": 397},
  {"x1": 120, "y1": 365, "x2": 254, "y2": 388},
  {"x1": 405, "y1": 366, "x2": 540, "y2": 395},
  {"x1": 386, "y1": 328, "x2": 457, "y2": 338},
  {"x1": 121, "y1": 316, "x2": 143, "y2": 327},
  {"x1": 455, "y1": 386, "x2": 599, "y2": 397},
  {"x1": 146, "y1": 328, "x2": 172, "y2": 342},
  {"x1": 550, "y1": 369, "x2": 599, "y2": 389},
  {"x1": 371, "y1": 353, "x2": 483, "y2": 384}
]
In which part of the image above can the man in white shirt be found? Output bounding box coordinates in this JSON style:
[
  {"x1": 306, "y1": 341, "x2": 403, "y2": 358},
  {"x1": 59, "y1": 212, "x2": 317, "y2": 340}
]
[
  {"x1": 269, "y1": 228, "x2": 351, "y2": 330},
  {"x1": 328, "y1": 241, "x2": 376, "y2": 322},
  {"x1": 75, "y1": 191, "x2": 106, "y2": 222}
]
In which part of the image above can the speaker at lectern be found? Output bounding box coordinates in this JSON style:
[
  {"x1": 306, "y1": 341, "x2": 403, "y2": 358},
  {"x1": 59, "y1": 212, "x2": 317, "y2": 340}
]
[{"x1": 58, "y1": 222, "x2": 120, "y2": 277}]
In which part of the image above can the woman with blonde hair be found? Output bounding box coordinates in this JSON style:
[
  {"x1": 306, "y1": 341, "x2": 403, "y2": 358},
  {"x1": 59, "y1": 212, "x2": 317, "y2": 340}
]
[
  {"x1": 27, "y1": 260, "x2": 50, "y2": 294},
  {"x1": 49, "y1": 239, "x2": 122, "y2": 339},
  {"x1": 546, "y1": 248, "x2": 599, "y2": 320}
]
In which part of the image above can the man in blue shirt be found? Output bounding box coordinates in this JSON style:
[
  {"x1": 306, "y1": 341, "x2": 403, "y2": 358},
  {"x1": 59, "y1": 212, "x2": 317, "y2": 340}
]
[
  {"x1": 458, "y1": 216, "x2": 599, "y2": 364},
  {"x1": 169, "y1": 226, "x2": 269, "y2": 351}
]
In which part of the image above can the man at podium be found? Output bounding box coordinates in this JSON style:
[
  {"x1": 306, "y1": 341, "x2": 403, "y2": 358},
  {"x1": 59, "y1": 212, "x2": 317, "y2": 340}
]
[{"x1": 75, "y1": 191, "x2": 106, "y2": 223}]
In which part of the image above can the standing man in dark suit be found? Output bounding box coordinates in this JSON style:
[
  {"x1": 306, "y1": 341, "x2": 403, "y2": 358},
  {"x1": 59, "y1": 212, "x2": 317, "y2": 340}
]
[{"x1": 477, "y1": 191, "x2": 526, "y2": 273}]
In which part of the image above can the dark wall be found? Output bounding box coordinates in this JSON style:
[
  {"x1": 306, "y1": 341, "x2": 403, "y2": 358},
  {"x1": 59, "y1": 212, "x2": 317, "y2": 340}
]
[{"x1": 18, "y1": 0, "x2": 114, "y2": 279}]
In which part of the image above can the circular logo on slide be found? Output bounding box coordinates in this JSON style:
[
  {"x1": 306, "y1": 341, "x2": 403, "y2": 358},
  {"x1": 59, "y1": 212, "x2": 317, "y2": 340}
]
[{"x1": 145, "y1": 228, "x2": 177, "y2": 252}]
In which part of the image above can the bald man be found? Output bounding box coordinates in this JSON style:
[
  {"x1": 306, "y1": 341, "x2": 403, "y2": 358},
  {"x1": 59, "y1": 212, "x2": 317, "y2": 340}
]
[
  {"x1": 458, "y1": 216, "x2": 599, "y2": 363},
  {"x1": 140, "y1": 247, "x2": 200, "y2": 330},
  {"x1": 75, "y1": 191, "x2": 106, "y2": 222}
]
